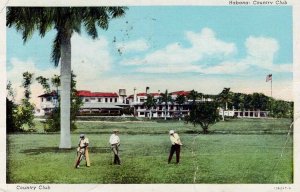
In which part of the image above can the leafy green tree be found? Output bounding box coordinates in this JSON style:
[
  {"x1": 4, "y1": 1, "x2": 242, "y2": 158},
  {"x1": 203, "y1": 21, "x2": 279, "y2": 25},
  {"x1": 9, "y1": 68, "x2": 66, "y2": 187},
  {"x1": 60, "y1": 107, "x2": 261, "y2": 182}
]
[
  {"x1": 251, "y1": 92, "x2": 269, "y2": 111},
  {"x1": 13, "y1": 72, "x2": 36, "y2": 131},
  {"x1": 40, "y1": 72, "x2": 83, "y2": 132},
  {"x1": 269, "y1": 99, "x2": 293, "y2": 118},
  {"x1": 36, "y1": 76, "x2": 51, "y2": 93},
  {"x1": 7, "y1": 7, "x2": 127, "y2": 148},
  {"x1": 6, "y1": 82, "x2": 18, "y2": 132},
  {"x1": 6, "y1": 81, "x2": 15, "y2": 102},
  {"x1": 231, "y1": 92, "x2": 244, "y2": 110},
  {"x1": 6, "y1": 98, "x2": 18, "y2": 133},
  {"x1": 185, "y1": 101, "x2": 219, "y2": 134},
  {"x1": 243, "y1": 94, "x2": 253, "y2": 110},
  {"x1": 6, "y1": 81, "x2": 19, "y2": 132}
]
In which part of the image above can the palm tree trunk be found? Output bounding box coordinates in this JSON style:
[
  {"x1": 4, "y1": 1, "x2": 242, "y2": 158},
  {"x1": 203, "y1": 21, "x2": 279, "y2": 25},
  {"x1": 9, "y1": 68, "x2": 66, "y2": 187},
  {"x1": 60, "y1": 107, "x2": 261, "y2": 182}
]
[
  {"x1": 59, "y1": 33, "x2": 72, "y2": 149},
  {"x1": 222, "y1": 109, "x2": 225, "y2": 121},
  {"x1": 164, "y1": 105, "x2": 167, "y2": 120},
  {"x1": 179, "y1": 105, "x2": 182, "y2": 121}
]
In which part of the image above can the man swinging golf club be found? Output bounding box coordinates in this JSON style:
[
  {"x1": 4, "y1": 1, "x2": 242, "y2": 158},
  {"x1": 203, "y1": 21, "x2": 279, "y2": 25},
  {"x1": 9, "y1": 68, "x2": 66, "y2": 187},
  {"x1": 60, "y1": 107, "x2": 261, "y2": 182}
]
[
  {"x1": 168, "y1": 130, "x2": 183, "y2": 164},
  {"x1": 75, "y1": 134, "x2": 90, "y2": 168}
]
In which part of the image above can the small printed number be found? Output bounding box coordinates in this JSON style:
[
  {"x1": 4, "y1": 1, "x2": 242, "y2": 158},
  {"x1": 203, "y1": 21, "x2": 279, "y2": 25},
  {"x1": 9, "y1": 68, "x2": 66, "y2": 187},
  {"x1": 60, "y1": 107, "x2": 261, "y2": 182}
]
[{"x1": 274, "y1": 186, "x2": 292, "y2": 190}]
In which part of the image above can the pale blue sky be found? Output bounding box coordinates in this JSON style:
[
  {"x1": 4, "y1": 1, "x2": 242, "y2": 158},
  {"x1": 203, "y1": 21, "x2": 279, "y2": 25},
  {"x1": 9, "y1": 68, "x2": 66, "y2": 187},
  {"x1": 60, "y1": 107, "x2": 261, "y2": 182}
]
[{"x1": 6, "y1": 6, "x2": 293, "y2": 102}]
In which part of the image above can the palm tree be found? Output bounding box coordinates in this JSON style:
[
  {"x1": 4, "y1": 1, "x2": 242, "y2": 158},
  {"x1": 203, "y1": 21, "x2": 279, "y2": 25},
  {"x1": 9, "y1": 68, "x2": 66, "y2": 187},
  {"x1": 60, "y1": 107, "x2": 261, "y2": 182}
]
[
  {"x1": 175, "y1": 94, "x2": 186, "y2": 121},
  {"x1": 217, "y1": 87, "x2": 231, "y2": 121},
  {"x1": 36, "y1": 76, "x2": 51, "y2": 94},
  {"x1": 51, "y1": 75, "x2": 60, "y2": 93},
  {"x1": 144, "y1": 94, "x2": 157, "y2": 119},
  {"x1": 187, "y1": 89, "x2": 199, "y2": 121},
  {"x1": 51, "y1": 74, "x2": 60, "y2": 107},
  {"x1": 159, "y1": 90, "x2": 172, "y2": 120},
  {"x1": 7, "y1": 7, "x2": 127, "y2": 148},
  {"x1": 187, "y1": 89, "x2": 199, "y2": 103}
]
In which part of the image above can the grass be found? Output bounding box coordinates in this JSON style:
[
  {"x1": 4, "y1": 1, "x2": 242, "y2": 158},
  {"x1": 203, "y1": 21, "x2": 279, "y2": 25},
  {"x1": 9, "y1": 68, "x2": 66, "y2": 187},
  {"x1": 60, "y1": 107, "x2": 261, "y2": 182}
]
[{"x1": 7, "y1": 118, "x2": 293, "y2": 184}]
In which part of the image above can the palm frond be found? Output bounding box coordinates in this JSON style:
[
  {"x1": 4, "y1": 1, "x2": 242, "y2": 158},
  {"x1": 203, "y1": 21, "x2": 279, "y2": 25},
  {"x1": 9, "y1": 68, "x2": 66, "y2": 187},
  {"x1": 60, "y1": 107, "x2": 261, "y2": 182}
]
[
  {"x1": 51, "y1": 32, "x2": 62, "y2": 67},
  {"x1": 108, "y1": 7, "x2": 128, "y2": 18}
]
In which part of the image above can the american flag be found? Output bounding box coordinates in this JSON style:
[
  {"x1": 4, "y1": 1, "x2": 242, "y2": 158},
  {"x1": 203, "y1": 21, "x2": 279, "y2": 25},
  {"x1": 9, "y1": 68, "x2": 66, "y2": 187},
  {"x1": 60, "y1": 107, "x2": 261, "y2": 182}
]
[{"x1": 266, "y1": 74, "x2": 272, "y2": 82}]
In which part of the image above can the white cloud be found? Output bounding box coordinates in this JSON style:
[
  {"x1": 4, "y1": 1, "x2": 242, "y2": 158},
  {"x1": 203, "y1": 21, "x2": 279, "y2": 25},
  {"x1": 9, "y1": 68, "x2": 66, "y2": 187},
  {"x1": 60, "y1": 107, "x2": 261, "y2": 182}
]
[
  {"x1": 244, "y1": 36, "x2": 279, "y2": 69},
  {"x1": 7, "y1": 58, "x2": 59, "y2": 106},
  {"x1": 116, "y1": 39, "x2": 149, "y2": 53},
  {"x1": 240, "y1": 36, "x2": 292, "y2": 73},
  {"x1": 120, "y1": 28, "x2": 292, "y2": 75},
  {"x1": 7, "y1": 34, "x2": 114, "y2": 107},
  {"x1": 185, "y1": 28, "x2": 236, "y2": 56},
  {"x1": 201, "y1": 61, "x2": 250, "y2": 74},
  {"x1": 120, "y1": 28, "x2": 237, "y2": 67},
  {"x1": 71, "y1": 33, "x2": 112, "y2": 81},
  {"x1": 136, "y1": 64, "x2": 202, "y2": 73}
]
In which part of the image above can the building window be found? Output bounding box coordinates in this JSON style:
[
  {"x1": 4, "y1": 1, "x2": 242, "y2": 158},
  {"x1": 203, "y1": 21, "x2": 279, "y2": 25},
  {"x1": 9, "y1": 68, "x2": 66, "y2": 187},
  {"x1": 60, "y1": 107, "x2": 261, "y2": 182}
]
[
  {"x1": 41, "y1": 98, "x2": 44, "y2": 102},
  {"x1": 91, "y1": 97, "x2": 95, "y2": 100},
  {"x1": 105, "y1": 98, "x2": 108, "y2": 103},
  {"x1": 115, "y1": 98, "x2": 117, "y2": 102},
  {"x1": 140, "y1": 112, "x2": 144, "y2": 115},
  {"x1": 140, "y1": 99, "x2": 145, "y2": 102},
  {"x1": 98, "y1": 98, "x2": 102, "y2": 102},
  {"x1": 110, "y1": 98, "x2": 113, "y2": 102},
  {"x1": 85, "y1": 98, "x2": 89, "y2": 102},
  {"x1": 46, "y1": 97, "x2": 51, "y2": 101}
]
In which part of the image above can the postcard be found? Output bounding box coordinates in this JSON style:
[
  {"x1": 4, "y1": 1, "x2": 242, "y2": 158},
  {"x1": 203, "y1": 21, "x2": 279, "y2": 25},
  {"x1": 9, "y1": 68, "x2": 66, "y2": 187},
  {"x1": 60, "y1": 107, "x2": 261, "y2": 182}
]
[{"x1": 1, "y1": 0, "x2": 299, "y2": 192}]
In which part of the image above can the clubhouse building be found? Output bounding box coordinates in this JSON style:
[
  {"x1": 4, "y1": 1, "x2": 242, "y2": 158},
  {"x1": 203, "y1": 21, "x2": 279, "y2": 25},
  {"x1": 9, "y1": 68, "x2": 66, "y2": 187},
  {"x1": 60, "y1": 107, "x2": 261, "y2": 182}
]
[{"x1": 37, "y1": 88, "x2": 269, "y2": 118}]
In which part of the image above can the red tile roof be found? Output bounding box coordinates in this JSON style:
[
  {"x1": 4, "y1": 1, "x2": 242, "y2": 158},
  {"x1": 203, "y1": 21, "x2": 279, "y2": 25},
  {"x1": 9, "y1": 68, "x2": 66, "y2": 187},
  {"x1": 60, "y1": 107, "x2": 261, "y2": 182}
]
[
  {"x1": 77, "y1": 90, "x2": 118, "y2": 97},
  {"x1": 171, "y1": 90, "x2": 190, "y2": 96}
]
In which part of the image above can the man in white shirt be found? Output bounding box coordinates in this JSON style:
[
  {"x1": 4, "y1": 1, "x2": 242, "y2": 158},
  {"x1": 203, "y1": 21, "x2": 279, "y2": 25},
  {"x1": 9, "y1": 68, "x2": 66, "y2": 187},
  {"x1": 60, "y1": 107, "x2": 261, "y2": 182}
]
[
  {"x1": 109, "y1": 129, "x2": 121, "y2": 165},
  {"x1": 168, "y1": 130, "x2": 183, "y2": 164},
  {"x1": 75, "y1": 134, "x2": 90, "y2": 168}
]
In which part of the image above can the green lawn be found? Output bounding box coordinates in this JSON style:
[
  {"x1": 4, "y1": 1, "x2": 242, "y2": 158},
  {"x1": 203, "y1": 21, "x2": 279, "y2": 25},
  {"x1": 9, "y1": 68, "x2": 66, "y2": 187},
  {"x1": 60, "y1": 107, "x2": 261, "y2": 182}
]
[{"x1": 7, "y1": 118, "x2": 293, "y2": 184}]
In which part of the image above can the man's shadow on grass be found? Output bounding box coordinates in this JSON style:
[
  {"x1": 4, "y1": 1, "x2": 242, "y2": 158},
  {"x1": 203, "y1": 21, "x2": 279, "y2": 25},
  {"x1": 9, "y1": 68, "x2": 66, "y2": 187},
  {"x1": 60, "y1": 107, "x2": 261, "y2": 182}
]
[{"x1": 21, "y1": 147, "x2": 111, "y2": 155}]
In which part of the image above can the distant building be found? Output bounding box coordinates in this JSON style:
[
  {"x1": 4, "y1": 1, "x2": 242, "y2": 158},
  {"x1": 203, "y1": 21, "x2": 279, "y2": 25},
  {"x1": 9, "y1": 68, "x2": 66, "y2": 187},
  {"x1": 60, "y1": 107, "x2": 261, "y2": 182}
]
[
  {"x1": 38, "y1": 91, "x2": 59, "y2": 115},
  {"x1": 127, "y1": 90, "x2": 191, "y2": 118},
  {"x1": 76, "y1": 90, "x2": 127, "y2": 116},
  {"x1": 219, "y1": 109, "x2": 269, "y2": 118},
  {"x1": 37, "y1": 89, "x2": 195, "y2": 118},
  {"x1": 37, "y1": 88, "x2": 268, "y2": 119}
]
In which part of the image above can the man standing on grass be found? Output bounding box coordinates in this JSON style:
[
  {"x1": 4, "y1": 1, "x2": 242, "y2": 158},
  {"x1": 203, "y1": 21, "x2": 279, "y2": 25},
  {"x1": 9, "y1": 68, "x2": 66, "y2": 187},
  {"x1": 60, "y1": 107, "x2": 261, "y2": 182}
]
[
  {"x1": 109, "y1": 129, "x2": 121, "y2": 165},
  {"x1": 75, "y1": 134, "x2": 90, "y2": 168},
  {"x1": 168, "y1": 130, "x2": 183, "y2": 164}
]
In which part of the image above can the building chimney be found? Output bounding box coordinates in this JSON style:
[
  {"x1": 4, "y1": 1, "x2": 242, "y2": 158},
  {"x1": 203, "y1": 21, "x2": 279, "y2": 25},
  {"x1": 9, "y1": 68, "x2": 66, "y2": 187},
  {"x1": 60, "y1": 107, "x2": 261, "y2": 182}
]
[
  {"x1": 134, "y1": 87, "x2": 137, "y2": 103},
  {"x1": 146, "y1": 86, "x2": 149, "y2": 95}
]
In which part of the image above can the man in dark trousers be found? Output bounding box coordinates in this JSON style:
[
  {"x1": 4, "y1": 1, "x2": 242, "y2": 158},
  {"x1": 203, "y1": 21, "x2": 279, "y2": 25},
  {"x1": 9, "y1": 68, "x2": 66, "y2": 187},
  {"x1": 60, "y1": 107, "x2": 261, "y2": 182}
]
[
  {"x1": 109, "y1": 129, "x2": 121, "y2": 165},
  {"x1": 168, "y1": 130, "x2": 183, "y2": 164}
]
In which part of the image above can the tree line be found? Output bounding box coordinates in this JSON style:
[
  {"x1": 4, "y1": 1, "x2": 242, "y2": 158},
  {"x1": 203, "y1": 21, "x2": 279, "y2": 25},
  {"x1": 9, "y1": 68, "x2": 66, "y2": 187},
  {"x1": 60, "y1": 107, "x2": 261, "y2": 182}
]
[
  {"x1": 7, "y1": 76, "x2": 293, "y2": 135},
  {"x1": 6, "y1": 71, "x2": 82, "y2": 133}
]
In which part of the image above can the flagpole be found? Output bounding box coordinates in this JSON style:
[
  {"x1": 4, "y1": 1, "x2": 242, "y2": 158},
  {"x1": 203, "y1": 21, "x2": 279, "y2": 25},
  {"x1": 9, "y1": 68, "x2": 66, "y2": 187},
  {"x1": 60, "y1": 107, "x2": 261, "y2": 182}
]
[{"x1": 271, "y1": 79, "x2": 272, "y2": 97}]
